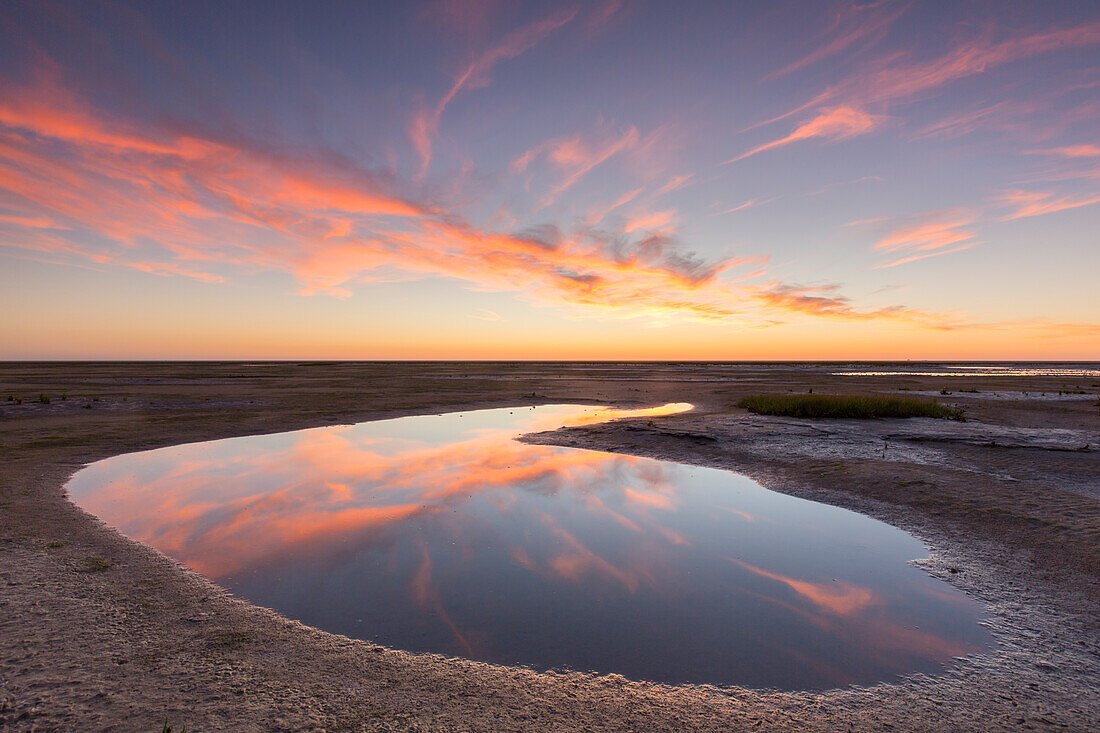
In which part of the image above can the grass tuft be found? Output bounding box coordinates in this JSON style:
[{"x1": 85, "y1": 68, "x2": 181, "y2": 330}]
[
  {"x1": 737, "y1": 393, "x2": 965, "y2": 420},
  {"x1": 82, "y1": 556, "x2": 114, "y2": 572},
  {"x1": 207, "y1": 629, "x2": 252, "y2": 648}
]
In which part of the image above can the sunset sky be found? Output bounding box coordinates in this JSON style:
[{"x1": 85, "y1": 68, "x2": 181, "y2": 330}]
[{"x1": 2, "y1": 0, "x2": 1098, "y2": 359}]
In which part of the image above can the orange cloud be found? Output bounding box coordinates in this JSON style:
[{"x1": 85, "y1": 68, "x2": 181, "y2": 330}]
[
  {"x1": 5, "y1": 69, "x2": 1088, "y2": 336},
  {"x1": 0, "y1": 77, "x2": 765, "y2": 319}
]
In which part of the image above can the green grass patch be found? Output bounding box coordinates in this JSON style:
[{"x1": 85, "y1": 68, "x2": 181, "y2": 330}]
[{"x1": 737, "y1": 394, "x2": 965, "y2": 420}]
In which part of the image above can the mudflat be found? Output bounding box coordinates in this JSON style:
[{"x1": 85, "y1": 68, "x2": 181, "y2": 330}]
[{"x1": 1, "y1": 361, "x2": 1098, "y2": 731}]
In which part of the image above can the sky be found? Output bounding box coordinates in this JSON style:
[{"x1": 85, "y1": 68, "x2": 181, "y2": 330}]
[{"x1": 1, "y1": 0, "x2": 1098, "y2": 360}]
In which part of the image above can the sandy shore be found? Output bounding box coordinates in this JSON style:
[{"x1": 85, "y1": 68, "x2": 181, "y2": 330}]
[{"x1": 1, "y1": 362, "x2": 1098, "y2": 731}]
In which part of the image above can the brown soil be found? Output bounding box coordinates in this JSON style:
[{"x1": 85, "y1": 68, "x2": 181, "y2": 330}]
[{"x1": 1, "y1": 361, "x2": 1098, "y2": 731}]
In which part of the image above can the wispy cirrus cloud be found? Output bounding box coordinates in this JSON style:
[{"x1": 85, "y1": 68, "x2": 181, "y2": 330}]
[
  {"x1": 734, "y1": 20, "x2": 1100, "y2": 161},
  {"x1": 765, "y1": 0, "x2": 908, "y2": 80},
  {"x1": 866, "y1": 210, "x2": 979, "y2": 268},
  {"x1": 993, "y1": 188, "x2": 1100, "y2": 220},
  {"x1": 652, "y1": 173, "x2": 694, "y2": 197},
  {"x1": 724, "y1": 106, "x2": 883, "y2": 163},
  {"x1": 1043, "y1": 144, "x2": 1100, "y2": 158},
  {"x1": 623, "y1": 209, "x2": 675, "y2": 233},
  {"x1": 851, "y1": 22, "x2": 1100, "y2": 106},
  {"x1": 750, "y1": 282, "x2": 966, "y2": 329},
  {"x1": 408, "y1": 7, "x2": 577, "y2": 173},
  {"x1": 469, "y1": 308, "x2": 502, "y2": 321},
  {"x1": 717, "y1": 197, "x2": 778, "y2": 215},
  {"x1": 512, "y1": 123, "x2": 643, "y2": 209}
]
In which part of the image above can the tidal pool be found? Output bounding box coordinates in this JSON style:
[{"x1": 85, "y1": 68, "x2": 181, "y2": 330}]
[{"x1": 66, "y1": 404, "x2": 989, "y2": 690}]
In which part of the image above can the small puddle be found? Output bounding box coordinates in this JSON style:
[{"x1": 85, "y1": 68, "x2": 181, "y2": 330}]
[{"x1": 66, "y1": 404, "x2": 989, "y2": 690}]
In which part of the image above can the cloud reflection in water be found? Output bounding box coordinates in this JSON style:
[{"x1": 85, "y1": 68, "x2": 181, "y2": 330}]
[{"x1": 66, "y1": 403, "x2": 988, "y2": 689}]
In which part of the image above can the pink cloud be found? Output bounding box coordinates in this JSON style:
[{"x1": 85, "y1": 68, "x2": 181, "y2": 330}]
[
  {"x1": 994, "y1": 188, "x2": 1100, "y2": 220},
  {"x1": 581, "y1": 186, "x2": 644, "y2": 225},
  {"x1": 870, "y1": 211, "x2": 978, "y2": 268},
  {"x1": 853, "y1": 22, "x2": 1100, "y2": 107},
  {"x1": 653, "y1": 173, "x2": 694, "y2": 197},
  {"x1": 875, "y1": 243, "x2": 977, "y2": 269},
  {"x1": 724, "y1": 106, "x2": 883, "y2": 163},
  {"x1": 0, "y1": 212, "x2": 70, "y2": 229},
  {"x1": 717, "y1": 197, "x2": 778, "y2": 215},
  {"x1": 623, "y1": 209, "x2": 674, "y2": 233},
  {"x1": 1035, "y1": 144, "x2": 1100, "y2": 158}
]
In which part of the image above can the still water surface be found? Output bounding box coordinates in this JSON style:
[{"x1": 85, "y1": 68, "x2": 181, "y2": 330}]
[{"x1": 66, "y1": 404, "x2": 989, "y2": 690}]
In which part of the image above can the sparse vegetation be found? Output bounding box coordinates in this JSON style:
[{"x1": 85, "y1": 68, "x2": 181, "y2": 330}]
[
  {"x1": 39, "y1": 393, "x2": 50, "y2": 404},
  {"x1": 207, "y1": 629, "x2": 252, "y2": 648},
  {"x1": 737, "y1": 394, "x2": 965, "y2": 420},
  {"x1": 47, "y1": 541, "x2": 66, "y2": 549},
  {"x1": 162, "y1": 718, "x2": 187, "y2": 733},
  {"x1": 82, "y1": 556, "x2": 113, "y2": 572}
]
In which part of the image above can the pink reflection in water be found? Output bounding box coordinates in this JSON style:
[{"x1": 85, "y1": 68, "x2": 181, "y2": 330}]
[{"x1": 66, "y1": 404, "x2": 989, "y2": 690}]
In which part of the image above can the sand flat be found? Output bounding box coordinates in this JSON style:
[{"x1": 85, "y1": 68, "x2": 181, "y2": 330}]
[{"x1": 1, "y1": 361, "x2": 1098, "y2": 731}]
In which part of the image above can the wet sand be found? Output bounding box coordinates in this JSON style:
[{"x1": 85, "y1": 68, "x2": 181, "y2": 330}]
[{"x1": 1, "y1": 362, "x2": 1098, "y2": 731}]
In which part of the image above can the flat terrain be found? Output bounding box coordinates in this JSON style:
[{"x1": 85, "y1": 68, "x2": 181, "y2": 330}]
[{"x1": 1, "y1": 362, "x2": 1098, "y2": 731}]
